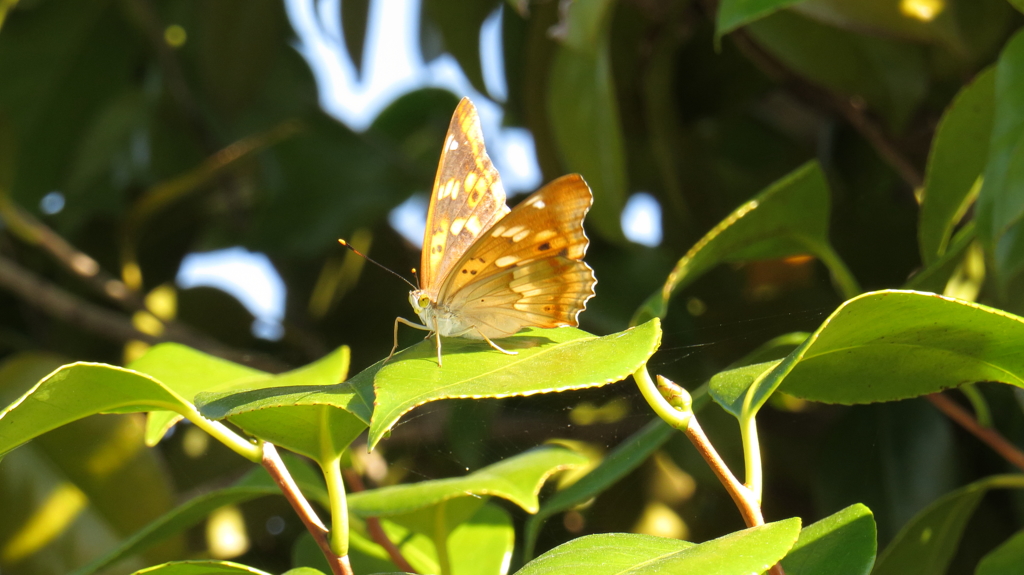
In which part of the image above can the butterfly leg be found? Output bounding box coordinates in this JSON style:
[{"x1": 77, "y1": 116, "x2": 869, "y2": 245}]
[
  {"x1": 472, "y1": 326, "x2": 518, "y2": 356},
  {"x1": 388, "y1": 317, "x2": 432, "y2": 364}
]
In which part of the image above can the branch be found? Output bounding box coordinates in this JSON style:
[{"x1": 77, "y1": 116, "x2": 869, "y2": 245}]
[
  {"x1": 342, "y1": 468, "x2": 418, "y2": 573},
  {"x1": 928, "y1": 392, "x2": 1024, "y2": 473},
  {"x1": 0, "y1": 254, "x2": 286, "y2": 371},
  {"x1": 262, "y1": 443, "x2": 354, "y2": 575}
]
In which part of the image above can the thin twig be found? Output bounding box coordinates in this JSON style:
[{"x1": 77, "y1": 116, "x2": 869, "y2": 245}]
[
  {"x1": 262, "y1": 443, "x2": 354, "y2": 575},
  {"x1": 684, "y1": 417, "x2": 765, "y2": 528},
  {"x1": 0, "y1": 254, "x2": 286, "y2": 371},
  {"x1": 928, "y1": 392, "x2": 1024, "y2": 473},
  {"x1": 343, "y1": 468, "x2": 418, "y2": 573}
]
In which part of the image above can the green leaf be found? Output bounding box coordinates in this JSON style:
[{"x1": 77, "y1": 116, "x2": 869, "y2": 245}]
[
  {"x1": 0, "y1": 363, "x2": 201, "y2": 459},
  {"x1": 547, "y1": 0, "x2": 626, "y2": 240},
  {"x1": 128, "y1": 343, "x2": 262, "y2": 444},
  {"x1": 976, "y1": 528, "x2": 1024, "y2": 575},
  {"x1": 187, "y1": 346, "x2": 367, "y2": 464},
  {"x1": 72, "y1": 458, "x2": 327, "y2": 575},
  {"x1": 716, "y1": 0, "x2": 806, "y2": 39},
  {"x1": 781, "y1": 504, "x2": 876, "y2": 575},
  {"x1": 131, "y1": 561, "x2": 274, "y2": 575},
  {"x1": 348, "y1": 445, "x2": 587, "y2": 517},
  {"x1": 709, "y1": 360, "x2": 783, "y2": 419},
  {"x1": 1011, "y1": 0, "x2": 1024, "y2": 14},
  {"x1": 516, "y1": 518, "x2": 801, "y2": 574},
  {"x1": 448, "y1": 503, "x2": 514, "y2": 575},
  {"x1": 422, "y1": 0, "x2": 499, "y2": 96},
  {"x1": 523, "y1": 418, "x2": 674, "y2": 559},
  {"x1": 791, "y1": 0, "x2": 964, "y2": 49},
  {"x1": 775, "y1": 290, "x2": 1024, "y2": 404},
  {"x1": 905, "y1": 222, "x2": 977, "y2": 293},
  {"x1": 368, "y1": 321, "x2": 661, "y2": 448},
  {"x1": 0, "y1": 353, "x2": 181, "y2": 573},
  {"x1": 977, "y1": 29, "x2": 1024, "y2": 285},
  {"x1": 873, "y1": 475, "x2": 1024, "y2": 575},
  {"x1": 633, "y1": 161, "x2": 854, "y2": 325},
  {"x1": 747, "y1": 11, "x2": 926, "y2": 131},
  {"x1": 918, "y1": 67, "x2": 994, "y2": 264}
]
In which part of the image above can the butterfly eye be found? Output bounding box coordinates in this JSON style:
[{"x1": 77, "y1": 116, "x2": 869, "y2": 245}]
[{"x1": 418, "y1": 294, "x2": 431, "y2": 308}]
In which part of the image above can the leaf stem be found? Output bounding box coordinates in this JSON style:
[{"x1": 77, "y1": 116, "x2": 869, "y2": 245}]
[
  {"x1": 342, "y1": 469, "x2": 418, "y2": 572},
  {"x1": 813, "y1": 241, "x2": 861, "y2": 300},
  {"x1": 633, "y1": 365, "x2": 691, "y2": 430},
  {"x1": 323, "y1": 455, "x2": 350, "y2": 556},
  {"x1": 178, "y1": 407, "x2": 262, "y2": 462},
  {"x1": 740, "y1": 414, "x2": 763, "y2": 504},
  {"x1": 435, "y1": 500, "x2": 451, "y2": 575},
  {"x1": 262, "y1": 443, "x2": 353, "y2": 575}
]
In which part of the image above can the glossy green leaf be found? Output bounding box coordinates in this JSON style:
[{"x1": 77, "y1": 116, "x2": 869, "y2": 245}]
[
  {"x1": 779, "y1": 290, "x2": 1024, "y2": 403},
  {"x1": 0, "y1": 363, "x2": 200, "y2": 459},
  {"x1": 873, "y1": 474, "x2": 1024, "y2": 575},
  {"x1": 781, "y1": 504, "x2": 876, "y2": 575},
  {"x1": 710, "y1": 291, "x2": 1024, "y2": 411},
  {"x1": 448, "y1": 503, "x2": 514, "y2": 575},
  {"x1": 128, "y1": 343, "x2": 262, "y2": 444},
  {"x1": 709, "y1": 359, "x2": 782, "y2": 419},
  {"x1": 633, "y1": 161, "x2": 854, "y2": 325},
  {"x1": 977, "y1": 29, "x2": 1024, "y2": 285},
  {"x1": 523, "y1": 418, "x2": 674, "y2": 559},
  {"x1": 905, "y1": 222, "x2": 977, "y2": 293},
  {"x1": 919, "y1": 67, "x2": 994, "y2": 264},
  {"x1": 0, "y1": 353, "x2": 180, "y2": 574},
  {"x1": 547, "y1": 0, "x2": 626, "y2": 240},
  {"x1": 747, "y1": 11, "x2": 926, "y2": 131},
  {"x1": 368, "y1": 321, "x2": 661, "y2": 449},
  {"x1": 516, "y1": 518, "x2": 801, "y2": 574},
  {"x1": 716, "y1": 0, "x2": 806, "y2": 39},
  {"x1": 181, "y1": 346, "x2": 366, "y2": 464},
  {"x1": 131, "y1": 561, "x2": 274, "y2": 575},
  {"x1": 349, "y1": 445, "x2": 587, "y2": 517},
  {"x1": 72, "y1": 457, "x2": 327, "y2": 575},
  {"x1": 976, "y1": 528, "x2": 1024, "y2": 575}
]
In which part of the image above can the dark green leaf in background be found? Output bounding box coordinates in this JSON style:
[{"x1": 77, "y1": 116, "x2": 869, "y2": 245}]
[
  {"x1": 976, "y1": 527, "x2": 1024, "y2": 575},
  {"x1": 340, "y1": 0, "x2": 371, "y2": 75},
  {"x1": 781, "y1": 504, "x2": 876, "y2": 575}
]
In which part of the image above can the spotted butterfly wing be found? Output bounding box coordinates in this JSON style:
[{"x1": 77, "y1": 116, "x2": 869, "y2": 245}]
[
  {"x1": 420, "y1": 98, "x2": 509, "y2": 295},
  {"x1": 438, "y1": 174, "x2": 596, "y2": 338}
]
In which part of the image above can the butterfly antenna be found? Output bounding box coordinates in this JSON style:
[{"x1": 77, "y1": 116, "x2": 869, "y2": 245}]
[{"x1": 338, "y1": 239, "x2": 417, "y2": 290}]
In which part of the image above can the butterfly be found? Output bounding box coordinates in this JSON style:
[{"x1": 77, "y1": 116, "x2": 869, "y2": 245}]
[{"x1": 391, "y1": 98, "x2": 597, "y2": 366}]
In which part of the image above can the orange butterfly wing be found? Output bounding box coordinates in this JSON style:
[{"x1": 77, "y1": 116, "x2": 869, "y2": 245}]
[
  {"x1": 420, "y1": 98, "x2": 509, "y2": 294},
  {"x1": 439, "y1": 174, "x2": 597, "y2": 338}
]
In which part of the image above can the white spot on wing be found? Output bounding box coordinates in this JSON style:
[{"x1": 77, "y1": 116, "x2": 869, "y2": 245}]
[
  {"x1": 450, "y1": 218, "x2": 466, "y2": 235},
  {"x1": 448, "y1": 137, "x2": 458, "y2": 151},
  {"x1": 495, "y1": 255, "x2": 519, "y2": 267},
  {"x1": 533, "y1": 199, "x2": 546, "y2": 209},
  {"x1": 534, "y1": 230, "x2": 557, "y2": 242},
  {"x1": 501, "y1": 225, "x2": 524, "y2": 238},
  {"x1": 491, "y1": 225, "x2": 506, "y2": 237},
  {"x1": 465, "y1": 215, "x2": 482, "y2": 235},
  {"x1": 512, "y1": 229, "x2": 530, "y2": 242}
]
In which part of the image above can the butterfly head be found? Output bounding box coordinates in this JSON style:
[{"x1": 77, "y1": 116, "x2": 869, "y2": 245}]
[{"x1": 409, "y1": 289, "x2": 432, "y2": 315}]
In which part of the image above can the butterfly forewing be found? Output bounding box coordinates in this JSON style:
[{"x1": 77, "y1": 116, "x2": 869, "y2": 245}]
[{"x1": 420, "y1": 98, "x2": 510, "y2": 293}]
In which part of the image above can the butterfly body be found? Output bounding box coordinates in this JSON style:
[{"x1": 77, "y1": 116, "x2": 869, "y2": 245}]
[{"x1": 391, "y1": 98, "x2": 597, "y2": 366}]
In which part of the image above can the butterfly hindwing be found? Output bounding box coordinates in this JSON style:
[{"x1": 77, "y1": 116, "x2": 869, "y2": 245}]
[
  {"x1": 420, "y1": 98, "x2": 510, "y2": 293},
  {"x1": 439, "y1": 174, "x2": 597, "y2": 337}
]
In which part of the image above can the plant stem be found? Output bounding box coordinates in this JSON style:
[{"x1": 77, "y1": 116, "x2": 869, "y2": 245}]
[
  {"x1": 342, "y1": 469, "x2": 418, "y2": 573},
  {"x1": 178, "y1": 407, "x2": 262, "y2": 462},
  {"x1": 434, "y1": 500, "x2": 451, "y2": 575},
  {"x1": 685, "y1": 416, "x2": 765, "y2": 529},
  {"x1": 740, "y1": 414, "x2": 763, "y2": 504},
  {"x1": 323, "y1": 455, "x2": 350, "y2": 556},
  {"x1": 928, "y1": 392, "x2": 1024, "y2": 472},
  {"x1": 633, "y1": 365, "x2": 691, "y2": 430},
  {"x1": 957, "y1": 384, "x2": 992, "y2": 427},
  {"x1": 262, "y1": 443, "x2": 353, "y2": 575},
  {"x1": 814, "y1": 242, "x2": 861, "y2": 300}
]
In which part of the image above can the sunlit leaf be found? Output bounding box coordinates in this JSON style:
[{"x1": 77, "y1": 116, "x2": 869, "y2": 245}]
[
  {"x1": 131, "y1": 560, "x2": 275, "y2": 575},
  {"x1": 873, "y1": 475, "x2": 1024, "y2": 575},
  {"x1": 516, "y1": 518, "x2": 801, "y2": 574},
  {"x1": 368, "y1": 321, "x2": 661, "y2": 449},
  {"x1": 710, "y1": 291, "x2": 1024, "y2": 416},
  {"x1": 349, "y1": 445, "x2": 587, "y2": 516},
  {"x1": 918, "y1": 67, "x2": 994, "y2": 264},
  {"x1": 633, "y1": 161, "x2": 853, "y2": 325},
  {"x1": 781, "y1": 504, "x2": 876, "y2": 575}
]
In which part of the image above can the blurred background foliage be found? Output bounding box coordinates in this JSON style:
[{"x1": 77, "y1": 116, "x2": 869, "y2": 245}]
[{"x1": 1, "y1": 0, "x2": 1024, "y2": 573}]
